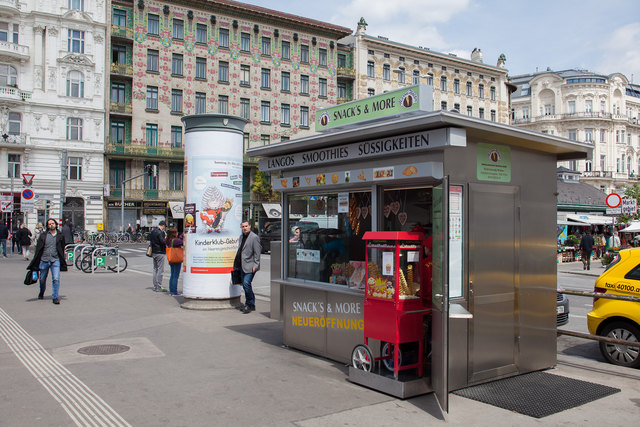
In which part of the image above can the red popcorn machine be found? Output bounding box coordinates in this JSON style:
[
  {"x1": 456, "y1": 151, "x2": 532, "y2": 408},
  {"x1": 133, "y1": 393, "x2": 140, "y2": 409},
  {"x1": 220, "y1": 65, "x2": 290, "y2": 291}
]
[{"x1": 351, "y1": 231, "x2": 431, "y2": 379}]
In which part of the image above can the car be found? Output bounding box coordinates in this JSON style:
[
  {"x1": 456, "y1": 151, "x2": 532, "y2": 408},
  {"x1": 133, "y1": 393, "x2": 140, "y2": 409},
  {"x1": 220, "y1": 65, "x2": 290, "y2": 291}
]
[
  {"x1": 587, "y1": 248, "x2": 640, "y2": 368},
  {"x1": 259, "y1": 222, "x2": 281, "y2": 253},
  {"x1": 557, "y1": 290, "x2": 569, "y2": 327}
]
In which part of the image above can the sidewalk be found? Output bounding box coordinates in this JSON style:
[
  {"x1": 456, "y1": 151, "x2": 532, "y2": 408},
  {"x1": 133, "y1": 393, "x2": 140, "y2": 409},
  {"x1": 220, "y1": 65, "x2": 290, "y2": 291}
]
[
  {"x1": 557, "y1": 260, "x2": 604, "y2": 277},
  {"x1": 1, "y1": 254, "x2": 639, "y2": 426}
]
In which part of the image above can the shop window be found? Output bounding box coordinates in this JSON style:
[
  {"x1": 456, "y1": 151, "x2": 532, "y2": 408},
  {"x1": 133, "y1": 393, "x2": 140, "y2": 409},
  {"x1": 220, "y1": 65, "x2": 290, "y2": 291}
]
[{"x1": 287, "y1": 191, "x2": 372, "y2": 286}]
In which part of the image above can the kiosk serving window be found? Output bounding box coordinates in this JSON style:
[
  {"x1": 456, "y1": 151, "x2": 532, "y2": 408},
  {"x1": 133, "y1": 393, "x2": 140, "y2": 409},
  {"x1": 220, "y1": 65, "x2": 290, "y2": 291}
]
[{"x1": 287, "y1": 191, "x2": 371, "y2": 287}]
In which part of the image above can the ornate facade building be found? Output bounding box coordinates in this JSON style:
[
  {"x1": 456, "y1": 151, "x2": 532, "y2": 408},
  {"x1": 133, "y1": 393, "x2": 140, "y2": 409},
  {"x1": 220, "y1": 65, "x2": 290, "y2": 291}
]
[
  {"x1": 511, "y1": 69, "x2": 640, "y2": 194},
  {"x1": 105, "y1": 0, "x2": 350, "y2": 230},
  {"x1": 0, "y1": 0, "x2": 106, "y2": 231},
  {"x1": 337, "y1": 18, "x2": 512, "y2": 124}
]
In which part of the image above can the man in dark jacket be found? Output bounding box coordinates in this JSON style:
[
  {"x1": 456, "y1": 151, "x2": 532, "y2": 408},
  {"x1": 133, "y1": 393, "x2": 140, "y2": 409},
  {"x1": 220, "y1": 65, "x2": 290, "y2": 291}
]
[
  {"x1": 61, "y1": 220, "x2": 74, "y2": 247},
  {"x1": 579, "y1": 229, "x2": 595, "y2": 271},
  {"x1": 150, "y1": 220, "x2": 167, "y2": 292},
  {"x1": 0, "y1": 221, "x2": 8, "y2": 257},
  {"x1": 235, "y1": 221, "x2": 261, "y2": 314},
  {"x1": 27, "y1": 218, "x2": 67, "y2": 304}
]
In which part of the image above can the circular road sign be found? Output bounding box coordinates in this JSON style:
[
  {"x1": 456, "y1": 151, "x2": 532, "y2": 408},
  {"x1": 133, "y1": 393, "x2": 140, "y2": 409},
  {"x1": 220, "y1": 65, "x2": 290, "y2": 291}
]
[
  {"x1": 21, "y1": 189, "x2": 34, "y2": 200},
  {"x1": 606, "y1": 193, "x2": 622, "y2": 209}
]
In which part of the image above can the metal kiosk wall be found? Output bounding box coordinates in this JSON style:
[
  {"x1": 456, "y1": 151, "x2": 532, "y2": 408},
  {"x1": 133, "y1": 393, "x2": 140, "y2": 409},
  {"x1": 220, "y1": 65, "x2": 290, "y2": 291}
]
[{"x1": 247, "y1": 106, "x2": 589, "y2": 410}]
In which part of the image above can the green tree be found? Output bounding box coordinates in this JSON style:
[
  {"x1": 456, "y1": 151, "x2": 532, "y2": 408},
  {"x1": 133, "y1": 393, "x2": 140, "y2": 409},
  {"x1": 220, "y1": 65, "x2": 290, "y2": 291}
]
[{"x1": 251, "y1": 168, "x2": 276, "y2": 201}]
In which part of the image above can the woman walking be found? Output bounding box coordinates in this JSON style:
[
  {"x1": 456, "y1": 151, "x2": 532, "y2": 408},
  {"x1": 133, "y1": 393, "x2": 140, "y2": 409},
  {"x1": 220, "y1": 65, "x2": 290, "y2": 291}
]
[
  {"x1": 17, "y1": 224, "x2": 32, "y2": 260},
  {"x1": 165, "y1": 228, "x2": 184, "y2": 296}
]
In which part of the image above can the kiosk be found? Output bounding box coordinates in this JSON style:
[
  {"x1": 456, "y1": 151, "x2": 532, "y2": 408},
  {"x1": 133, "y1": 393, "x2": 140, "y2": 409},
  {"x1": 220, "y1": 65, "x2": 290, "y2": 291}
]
[{"x1": 247, "y1": 87, "x2": 589, "y2": 410}]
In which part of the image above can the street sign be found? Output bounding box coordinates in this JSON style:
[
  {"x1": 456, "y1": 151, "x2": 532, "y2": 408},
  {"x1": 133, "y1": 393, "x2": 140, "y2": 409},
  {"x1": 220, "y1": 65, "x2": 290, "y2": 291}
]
[
  {"x1": 21, "y1": 188, "x2": 34, "y2": 201},
  {"x1": 21, "y1": 188, "x2": 35, "y2": 213},
  {"x1": 96, "y1": 257, "x2": 105, "y2": 267},
  {"x1": 623, "y1": 199, "x2": 638, "y2": 215},
  {"x1": 606, "y1": 193, "x2": 622, "y2": 209},
  {"x1": 22, "y1": 173, "x2": 34, "y2": 186},
  {"x1": 0, "y1": 200, "x2": 12, "y2": 212},
  {"x1": 66, "y1": 252, "x2": 74, "y2": 261}
]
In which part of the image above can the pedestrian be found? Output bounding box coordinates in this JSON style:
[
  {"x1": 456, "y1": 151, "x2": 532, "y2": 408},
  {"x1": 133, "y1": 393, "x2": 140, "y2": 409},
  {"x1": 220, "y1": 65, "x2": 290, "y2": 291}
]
[
  {"x1": 12, "y1": 221, "x2": 22, "y2": 254},
  {"x1": 0, "y1": 221, "x2": 8, "y2": 257},
  {"x1": 17, "y1": 223, "x2": 32, "y2": 261},
  {"x1": 33, "y1": 222, "x2": 44, "y2": 243},
  {"x1": 150, "y1": 220, "x2": 168, "y2": 292},
  {"x1": 235, "y1": 220, "x2": 261, "y2": 314},
  {"x1": 608, "y1": 231, "x2": 621, "y2": 249},
  {"x1": 27, "y1": 218, "x2": 67, "y2": 304},
  {"x1": 165, "y1": 228, "x2": 184, "y2": 296},
  {"x1": 579, "y1": 229, "x2": 595, "y2": 271},
  {"x1": 61, "y1": 220, "x2": 73, "y2": 247}
]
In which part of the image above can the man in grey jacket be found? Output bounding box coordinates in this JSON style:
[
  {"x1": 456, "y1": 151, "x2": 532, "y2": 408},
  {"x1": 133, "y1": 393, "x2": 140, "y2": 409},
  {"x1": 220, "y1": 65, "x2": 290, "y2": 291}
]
[{"x1": 235, "y1": 220, "x2": 261, "y2": 314}]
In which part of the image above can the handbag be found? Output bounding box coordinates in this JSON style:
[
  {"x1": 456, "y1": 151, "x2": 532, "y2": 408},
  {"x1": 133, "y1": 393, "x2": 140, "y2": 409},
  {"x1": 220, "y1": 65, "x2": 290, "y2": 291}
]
[
  {"x1": 166, "y1": 247, "x2": 184, "y2": 264},
  {"x1": 24, "y1": 270, "x2": 38, "y2": 286},
  {"x1": 146, "y1": 245, "x2": 153, "y2": 257},
  {"x1": 231, "y1": 268, "x2": 242, "y2": 285}
]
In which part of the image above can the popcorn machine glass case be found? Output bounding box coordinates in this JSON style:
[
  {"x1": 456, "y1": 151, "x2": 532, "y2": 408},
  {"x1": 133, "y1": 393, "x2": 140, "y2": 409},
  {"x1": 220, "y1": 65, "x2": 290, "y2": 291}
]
[{"x1": 352, "y1": 231, "x2": 430, "y2": 378}]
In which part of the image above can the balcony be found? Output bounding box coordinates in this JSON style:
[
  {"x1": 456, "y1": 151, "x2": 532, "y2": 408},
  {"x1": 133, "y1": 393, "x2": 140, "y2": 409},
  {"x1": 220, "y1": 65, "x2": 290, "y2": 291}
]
[
  {"x1": 110, "y1": 62, "x2": 133, "y2": 76},
  {"x1": 0, "y1": 0, "x2": 20, "y2": 15},
  {"x1": 0, "y1": 40, "x2": 29, "y2": 61},
  {"x1": 110, "y1": 101, "x2": 132, "y2": 114},
  {"x1": 112, "y1": 189, "x2": 184, "y2": 200},
  {"x1": 111, "y1": 25, "x2": 133, "y2": 39},
  {"x1": 0, "y1": 133, "x2": 26, "y2": 147},
  {"x1": 0, "y1": 86, "x2": 31, "y2": 103},
  {"x1": 337, "y1": 67, "x2": 356, "y2": 78},
  {"x1": 582, "y1": 171, "x2": 613, "y2": 178},
  {"x1": 337, "y1": 97, "x2": 353, "y2": 104},
  {"x1": 107, "y1": 143, "x2": 185, "y2": 160},
  {"x1": 560, "y1": 112, "x2": 612, "y2": 120}
]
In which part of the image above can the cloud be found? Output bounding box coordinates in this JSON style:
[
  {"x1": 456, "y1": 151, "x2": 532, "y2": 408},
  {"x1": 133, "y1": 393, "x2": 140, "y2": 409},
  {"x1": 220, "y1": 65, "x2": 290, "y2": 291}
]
[{"x1": 597, "y1": 23, "x2": 640, "y2": 80}]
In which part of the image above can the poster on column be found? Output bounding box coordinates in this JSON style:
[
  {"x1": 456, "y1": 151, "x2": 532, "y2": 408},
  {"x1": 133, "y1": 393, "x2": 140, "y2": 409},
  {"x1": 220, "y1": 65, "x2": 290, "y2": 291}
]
[{"x1": 185, "y1": 130, "x2": 244, "y2": 298}]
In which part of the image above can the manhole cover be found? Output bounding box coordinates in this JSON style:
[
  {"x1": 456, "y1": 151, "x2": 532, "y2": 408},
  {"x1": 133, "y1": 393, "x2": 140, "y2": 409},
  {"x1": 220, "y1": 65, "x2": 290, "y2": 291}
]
[{"x1": 77, "y1": 344, "x2": 130, "y2": 356}]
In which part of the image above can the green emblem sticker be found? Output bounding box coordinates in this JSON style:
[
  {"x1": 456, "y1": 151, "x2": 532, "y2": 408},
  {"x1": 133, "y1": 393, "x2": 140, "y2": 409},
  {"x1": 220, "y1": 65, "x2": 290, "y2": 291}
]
[
  {"x1": 477, "y1": 143, "x2": 511, "y2": 183},
  {"x1": 96, "y1": 257, "x2": 105, "y2": 267}
]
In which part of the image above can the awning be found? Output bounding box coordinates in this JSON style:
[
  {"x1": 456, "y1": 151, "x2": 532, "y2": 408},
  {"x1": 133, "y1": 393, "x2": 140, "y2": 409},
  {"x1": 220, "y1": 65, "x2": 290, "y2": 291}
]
[
  {"x1": 621, "y1": 221, "x2": 640, "y2": 233},
  {"x1": 566, "y1": 214, "x2": 616, "y2": 225},
  {"x1": 169, "y1": 201, "x2": 184, "y2": 219},
  {"x1": 262, "y1": 203, "x2": 282, "y2": 219}
]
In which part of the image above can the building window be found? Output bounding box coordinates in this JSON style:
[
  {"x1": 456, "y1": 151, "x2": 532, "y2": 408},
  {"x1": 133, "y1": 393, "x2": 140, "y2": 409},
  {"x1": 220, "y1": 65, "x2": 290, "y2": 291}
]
[
  {"x1": 453, "y1": 78, "x2": 460, "y2": 94},
  {"x1": 367, "y1": 61, "x2": 374, "y2": 78},
  {"x1": 600, "y1": 100, "x2": 606, "y2": 113},
  {"x1": 319, "y1": 78, "x2": 327, "y2": 98},
  {"x1": 196, "y1": 57, "x2": 206, "y2": 79},
  {"x1": 195, "y1": 92, "x2": 206, "y2": 114},
  {"x1": 440, "y1": 76, "x2": 447, "y2": 92},
  {"x1": 111, "y1": 121, "x2": 125, "y2": 144},
  {"x1": 398, "y1": 67, "x2": 405, "y2": 84},
  {"x1": 441, "y1": 101, "x2": 447, "y2": 110},
  {"x1": 112, "y1": 9, "x2": 126, "y2": 26},
  {"x1": 169, "y1": 164, "x2": 183, "y2": 191},
  {"x1": 69, "y1": 0, "x2": 84, "y2": 11},
  {"x1": 300, "y1": 45, "x2": 309, "y2": 63},
  {"x1": 66, "y1": 71, "x2": 84, "y2": 97},
  {"x1": 427, "y1": 73, "x2": 434, "y2": 86},
  {"x1": 66, "y1": 118, "x2": 82, "y2": 140},
  {"x1": 219, "y1": 28, "x2": 229, "y2": 48},
  {"x1": 171, "y1": 53, "x2": 183, "y2": 76},
  {"x1": 0, "y1": 23, "x2": 18, "y2": 44},
  {"x1": 144, "y1": 162, "x2": 158, "y2": 190},
  {"x1": 262, "y1": 37, "x2": 271, "y2": 55},
  {"x1": 568, "y1": 129, "x2": 577, "y2": 140},
  {"x1": 241, "y1": 33, "x2": 250, "y2": 51},
  {"x1": 67, "y1": 29, "x2": 85, "y2": 53},
  {"x1": 232, "y1": 64, "x2": 247, "y2": 87},
  {"x1": 467, "y1": 106, "x2": 472, "y2": 116},
  {"x1": 0, "y1": 64, "x2": 17, "y2": 86},
  {"x1": 261, "y1": 134, "x2": 270, "y2": 145},
  {"x1": 337, "y1": 53, "x2": 346, "y2": 68},
  {"x1": 281, "y1": 71, "x2": 290, "y2": 92},
  {"x1": 7, "y1": 112, "x2": 20, "y2": 135},
  {"x1": 148, "y1": 14, "x2": 159, "y2": 35},
  {"x1": 522, "y1": 106, "x2": 529, "y2": 119},
  {"x1": 600, "y1": 129, "x2": 606, "y2": 143},
  {"x1": 173, "y1": 19, "x2": 184, "y2": 39},
  {"x1": 478, "y1": 84, "x2": 484, "y2": 98},
  {"x1": 261, "y1": 101, "x2": 270, "y2": 123},
  {"x1": 171, "y1": 126, "x2": 182, "y2": 148},
  {"x1": 281, "y1": 136, "x2": 290, "y2": 142},
  {"x1": 109, "y1": 161, "x2": 125, "y2": 188},
  {"x1": 146, "y1": 124, "x2": 158, "y2": 146},
  {"x1": 490, "y1": 110, "x2": 496, "y2": 121},
  {"x1": 300, "y1": 106, "x2": 309, "y2": 127},
  {"x1": 147, "y1": 49, "x2": 159, "y2": 72},
  {"x1": 454, "y1": 103, "x2": 460, "y2": 112},
  {"x1": 146, "y1": 86, "x2": 158, "y2": 110},
  {"x1": 383, "y1": 64, "x2": 390, "y2": 80},
  {"x1": 171, "y1": 89, "x2": 183, "y2": 113},
  {"x1": 196, "y1": 24, "x2": 207, "y2": 44},
  {"x1": 281, "y1": 103, "x2": 290, "y2": 125},
  {"x1": 217, "y1": 95, "x2": 228, "y2": 114},
  {"x1": 219, "y1": 61, "x2": 229, "y2": 82},
  {"x1": 568, "y1": 100, "x2": 576, "y2": 114},
  {"x1": 412, "y1": 70, "x2": 420, "y2": 85},
  {"x1": 337, "y1": 82, "x2": 346, "y2": 99},
  {"x1": 319, "y1": 48, "x2": 327, "y2": 67},
  {"x1": 261, "y1": 68, "x2": 271, "y2": 89},
  {"x1": 544, "y1": 104, "x2": 553, "y2": 115},
  {"x1": 490, "y1": 86, "x2": 496, "y2": 101},
  {"x1": 585, "y1": 128, "x2": 594, "y2": 143},
  {"x1": 479, "y1": 108, "x2": 485, "y2": 119},
  {"x1": 281, "y1": 41, "x2": 290, "y2": 60},
  {"x1": 585, "y1": 99, "x2": 593, "y2": 113},
  {"x1": 600, "y1": 155, "x2": 606, "y2": 171},
  {"x1": 585, "y1": 161, "x2": 592, "y2": 172},
  {"x1": 466, "y1": 81, "x2": 472, "y2": 96},
  {"x1": 368, "y1": 88, "x2": 375, "y2": 97},
  {"x1": 111, "y1": 82, "x2": 125, "y2": 103},
  {"x1": 67, "y1": 157, "x2": 82, "y2": 181},
  {"x1": 300, "y1": 75, "x2": 309, "y2": 95},
  {"x1": 7, "y1": 154, "x2": 19, "y2": 178},
  {"x1": 240, "y1": 98, "x2": 250, "y2": 120}
]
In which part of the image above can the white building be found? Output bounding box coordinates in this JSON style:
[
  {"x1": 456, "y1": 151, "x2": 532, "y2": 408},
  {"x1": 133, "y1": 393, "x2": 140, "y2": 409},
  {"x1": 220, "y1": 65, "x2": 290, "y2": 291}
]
[
  {"x1": 511, "y1": 69, "x2": 640, "y2": 194},
  {"x1": 0, "y1": 0, "x2": 106, "y2": 232}
]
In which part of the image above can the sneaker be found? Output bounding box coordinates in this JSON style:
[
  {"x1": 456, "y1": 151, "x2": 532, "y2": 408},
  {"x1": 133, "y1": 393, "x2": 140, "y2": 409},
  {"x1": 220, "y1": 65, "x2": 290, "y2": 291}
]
[
  {"x1": 169, "y1": 292, "x2": 182, "y2": 296},
  {"x1": 52, "y1": 298, "x2": 60, "y2": 305}
]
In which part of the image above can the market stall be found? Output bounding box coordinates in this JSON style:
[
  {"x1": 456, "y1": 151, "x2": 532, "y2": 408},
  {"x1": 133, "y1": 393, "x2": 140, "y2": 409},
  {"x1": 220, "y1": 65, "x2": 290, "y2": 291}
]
[{"x1": 247, "y1": 86, "x2": 589, "y2": 410}]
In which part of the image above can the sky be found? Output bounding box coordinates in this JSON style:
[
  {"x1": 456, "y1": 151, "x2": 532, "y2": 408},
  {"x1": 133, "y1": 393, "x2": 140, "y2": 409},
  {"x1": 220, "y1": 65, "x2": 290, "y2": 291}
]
[{"x1": 240, "y1": 0, "x2": 640, "y2": 82}]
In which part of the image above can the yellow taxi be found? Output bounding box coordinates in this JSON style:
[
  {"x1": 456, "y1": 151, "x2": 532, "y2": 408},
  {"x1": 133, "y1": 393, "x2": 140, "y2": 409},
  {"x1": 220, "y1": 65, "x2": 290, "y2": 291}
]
[{"x1": 587, "y1": 248, "x2": 640, "y2": 368}]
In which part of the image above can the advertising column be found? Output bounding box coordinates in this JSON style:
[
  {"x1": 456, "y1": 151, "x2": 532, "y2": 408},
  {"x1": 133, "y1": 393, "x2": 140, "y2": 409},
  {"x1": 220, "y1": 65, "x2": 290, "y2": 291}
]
[{"x1": 181, "y1": 114, "x2": 248, "y2": 309}]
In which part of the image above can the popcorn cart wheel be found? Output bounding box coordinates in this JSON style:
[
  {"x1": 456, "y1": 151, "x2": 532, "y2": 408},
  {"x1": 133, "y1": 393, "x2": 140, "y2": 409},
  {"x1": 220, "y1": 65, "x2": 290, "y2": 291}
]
[{"x1": 351, "y1": 344, "x2": 374, "y2": 372}]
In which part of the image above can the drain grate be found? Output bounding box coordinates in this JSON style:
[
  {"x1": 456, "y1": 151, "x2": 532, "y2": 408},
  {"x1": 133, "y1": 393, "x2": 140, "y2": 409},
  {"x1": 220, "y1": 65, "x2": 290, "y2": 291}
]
[{"x1": 77, "y1": 344, "x2": 131, "y2": 356}]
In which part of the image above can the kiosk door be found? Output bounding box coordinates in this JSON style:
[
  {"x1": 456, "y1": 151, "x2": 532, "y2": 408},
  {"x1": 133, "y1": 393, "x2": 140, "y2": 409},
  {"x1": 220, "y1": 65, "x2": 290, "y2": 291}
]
[
  {"x1": 468, "y1": 183, "x2": 519, "y2": 383},
  {"x1": 431, "y1": 177, "x2": 449, "y2": 413}
]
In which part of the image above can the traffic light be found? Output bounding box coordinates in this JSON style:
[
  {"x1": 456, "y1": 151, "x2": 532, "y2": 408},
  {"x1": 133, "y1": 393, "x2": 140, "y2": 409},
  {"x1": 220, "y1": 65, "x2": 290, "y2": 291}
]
[{"x1": 146, "y1": 165, "x2": 153, "y2": 177}]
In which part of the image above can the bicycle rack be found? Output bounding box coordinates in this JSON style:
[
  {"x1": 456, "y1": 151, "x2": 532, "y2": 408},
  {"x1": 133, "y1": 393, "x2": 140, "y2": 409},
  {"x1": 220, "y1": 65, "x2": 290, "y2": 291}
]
[
  {"x1": 73, "y1": 244, "x2": 95, "y2": 270},
  {"x1": 91, "y1": 246, "x2": 121, "y2": 273},
  {"x1": 64, "y1": 244, "x2": 80, "y2": 265}
]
